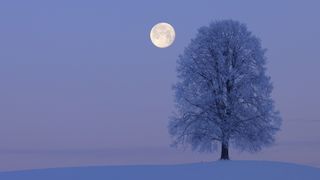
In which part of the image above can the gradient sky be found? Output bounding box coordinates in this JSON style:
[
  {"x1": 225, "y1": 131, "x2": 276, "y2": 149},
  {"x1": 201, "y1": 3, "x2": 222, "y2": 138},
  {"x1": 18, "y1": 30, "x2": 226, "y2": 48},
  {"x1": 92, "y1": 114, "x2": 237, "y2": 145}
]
[{"x1": 0, "y1": 0, "x2": 320, "y2": 171}]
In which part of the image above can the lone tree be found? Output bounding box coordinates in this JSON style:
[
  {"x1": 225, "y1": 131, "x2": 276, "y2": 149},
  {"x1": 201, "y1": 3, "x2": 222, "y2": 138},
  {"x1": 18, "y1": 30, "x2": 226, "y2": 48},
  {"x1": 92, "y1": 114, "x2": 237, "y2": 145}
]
[{"x1": 169, "y1": 20, "x2": 281, "y2": 160}]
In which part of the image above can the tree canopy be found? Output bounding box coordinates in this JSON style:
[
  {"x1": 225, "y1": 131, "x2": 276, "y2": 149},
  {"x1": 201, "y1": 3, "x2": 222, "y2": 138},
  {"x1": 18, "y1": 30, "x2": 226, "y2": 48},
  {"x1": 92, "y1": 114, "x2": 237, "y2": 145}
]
[{"x1": 169, "y1": 20, "x2": 281, "y2": 160}]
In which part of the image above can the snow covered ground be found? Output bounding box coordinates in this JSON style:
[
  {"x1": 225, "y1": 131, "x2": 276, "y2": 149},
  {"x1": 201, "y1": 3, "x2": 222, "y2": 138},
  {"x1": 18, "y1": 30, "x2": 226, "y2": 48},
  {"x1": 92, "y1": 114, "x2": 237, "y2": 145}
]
[{"x1": 0, "y1": 160, "x2": 319, "y2": 180}]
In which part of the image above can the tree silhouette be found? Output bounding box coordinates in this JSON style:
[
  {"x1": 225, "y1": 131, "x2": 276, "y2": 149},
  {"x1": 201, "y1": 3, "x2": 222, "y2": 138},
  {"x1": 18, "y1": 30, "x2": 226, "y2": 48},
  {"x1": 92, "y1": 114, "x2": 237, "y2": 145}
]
[{"x1": 169, "y1": 20, "x2": 281, "y2": 160}]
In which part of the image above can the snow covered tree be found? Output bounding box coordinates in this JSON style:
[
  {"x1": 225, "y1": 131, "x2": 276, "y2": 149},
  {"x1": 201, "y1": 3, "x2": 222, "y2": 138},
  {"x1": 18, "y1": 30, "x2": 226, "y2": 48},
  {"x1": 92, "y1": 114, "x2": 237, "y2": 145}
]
[{"x1": 169, "y1": 20, "x2": 281, "y2": 160}]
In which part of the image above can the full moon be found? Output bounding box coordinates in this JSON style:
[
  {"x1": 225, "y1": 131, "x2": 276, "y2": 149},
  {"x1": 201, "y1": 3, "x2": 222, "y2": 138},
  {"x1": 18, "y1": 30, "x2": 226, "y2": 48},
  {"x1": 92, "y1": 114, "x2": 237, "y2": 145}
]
[{"x1": 150, "y1": 22, "x2": 175, "y2": 48}]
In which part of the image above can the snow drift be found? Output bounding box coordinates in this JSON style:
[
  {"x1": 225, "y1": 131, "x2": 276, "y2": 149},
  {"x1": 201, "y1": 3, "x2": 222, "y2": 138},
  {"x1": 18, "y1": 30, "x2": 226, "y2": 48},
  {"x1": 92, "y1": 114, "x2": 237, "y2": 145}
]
[{"x1": 0, "y1": 161, "x2": 319, "y2": 180}]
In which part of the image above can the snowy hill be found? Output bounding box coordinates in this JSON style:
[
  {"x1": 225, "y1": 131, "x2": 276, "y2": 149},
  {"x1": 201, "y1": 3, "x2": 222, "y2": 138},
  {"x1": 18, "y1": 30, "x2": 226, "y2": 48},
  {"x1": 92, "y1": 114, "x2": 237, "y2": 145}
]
[{"x1": 0, "y1": 161, "x2": 320, "y2": 180}]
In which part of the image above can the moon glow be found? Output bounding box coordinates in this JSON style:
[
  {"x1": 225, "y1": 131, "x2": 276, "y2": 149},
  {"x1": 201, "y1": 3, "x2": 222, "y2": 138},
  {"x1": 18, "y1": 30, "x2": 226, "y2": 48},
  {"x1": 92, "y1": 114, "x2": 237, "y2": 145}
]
[{"x1": 150, "y1": 22, "x2": 175, "y2": 48}]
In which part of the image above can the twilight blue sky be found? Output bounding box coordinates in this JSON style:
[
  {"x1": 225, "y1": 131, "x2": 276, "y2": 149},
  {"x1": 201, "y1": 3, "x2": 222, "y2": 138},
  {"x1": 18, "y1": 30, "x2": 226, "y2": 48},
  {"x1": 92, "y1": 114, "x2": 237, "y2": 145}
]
[{"x1": 0, "y1": 0, "x2": 320, "y2": 171}]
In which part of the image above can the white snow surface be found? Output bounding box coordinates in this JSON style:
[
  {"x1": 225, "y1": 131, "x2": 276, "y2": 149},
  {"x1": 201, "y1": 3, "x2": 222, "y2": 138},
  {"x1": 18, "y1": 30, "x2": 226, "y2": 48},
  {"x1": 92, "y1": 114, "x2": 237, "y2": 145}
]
[{"x1": 0, "y1": 160, "x2": 320, "y2": 180}]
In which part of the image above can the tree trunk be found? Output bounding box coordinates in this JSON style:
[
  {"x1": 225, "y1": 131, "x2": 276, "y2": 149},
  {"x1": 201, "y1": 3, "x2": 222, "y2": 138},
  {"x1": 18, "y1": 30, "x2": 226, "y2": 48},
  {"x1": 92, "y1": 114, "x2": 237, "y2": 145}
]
[{"x1": 220, "y1": 142, "x2": 229, "y2": 160}]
